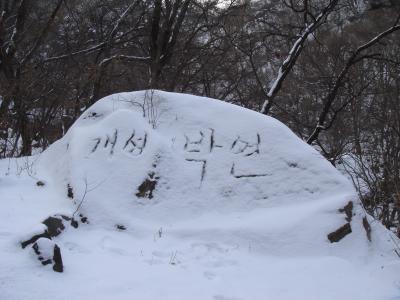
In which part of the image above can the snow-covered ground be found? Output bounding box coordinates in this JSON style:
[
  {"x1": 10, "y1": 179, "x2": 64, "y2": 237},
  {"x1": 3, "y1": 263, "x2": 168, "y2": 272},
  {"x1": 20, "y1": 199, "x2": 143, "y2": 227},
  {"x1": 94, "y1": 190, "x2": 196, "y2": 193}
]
[{"x1": 1, "y1": 90, "x2": 399, "y2": 300}]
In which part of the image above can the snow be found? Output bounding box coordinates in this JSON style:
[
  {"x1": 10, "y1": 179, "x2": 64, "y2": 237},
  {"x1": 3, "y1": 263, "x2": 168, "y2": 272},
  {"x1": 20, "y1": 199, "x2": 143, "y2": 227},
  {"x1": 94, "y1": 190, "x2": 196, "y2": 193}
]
[
  {"x1": 0, "y1": 90, "x2": 399, "y2": 300},
  {"x1": 33, "y1": 237, "x2": 55, "y2": 259}
]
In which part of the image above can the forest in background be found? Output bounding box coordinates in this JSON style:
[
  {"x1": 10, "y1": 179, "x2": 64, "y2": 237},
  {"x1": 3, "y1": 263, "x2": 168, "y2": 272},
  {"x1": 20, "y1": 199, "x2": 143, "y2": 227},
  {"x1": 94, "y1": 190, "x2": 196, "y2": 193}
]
[{"x1": 0, "y1": 0, "x2": 400, "y2": 235}]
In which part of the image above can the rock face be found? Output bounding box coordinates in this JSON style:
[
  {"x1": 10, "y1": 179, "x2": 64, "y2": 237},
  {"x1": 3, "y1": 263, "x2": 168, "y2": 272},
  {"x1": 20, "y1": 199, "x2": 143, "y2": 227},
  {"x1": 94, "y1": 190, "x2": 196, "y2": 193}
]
[
  {"x1": 39, "y1": 90, "x2": 357, "y2": 233},
  {"x1": 37, "y1": 90, "x2": 375, "y2": 253}
]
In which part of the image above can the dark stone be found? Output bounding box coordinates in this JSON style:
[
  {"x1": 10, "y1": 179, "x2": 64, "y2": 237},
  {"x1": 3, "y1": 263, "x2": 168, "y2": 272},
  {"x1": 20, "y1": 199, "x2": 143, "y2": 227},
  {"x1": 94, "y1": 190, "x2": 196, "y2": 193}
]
[
  {"x1": 32, "y1": 242, "x2": 41, "y2": 255},
  {"x1": 32, "y1": 238, "x2": 63, "y2": 271},
  {"x1": 21, "y1": 232, "x2": 49, "y2": 249},
  {"x1": 363, "y1": 216, "x2": 372, "y2": 242},
  {"x1": 36, "y1": 181, "x2": 45, "y2": 187},
  {"x1": 41, "y1": 259, "x2": 52, "y2": 266},
  {"x1": 60, "y1": 215, "x2": 71, "y2": 221},
  {"x1": 78, "y1": 214, "x2": 89, "y2": 224},
  {"x1": 67, "y1": 184, "x2": 74, "y2": 199},
  {"x1": 327, "y1": 223, "x2": 352, "y2": 243},
  {"x1": 22, "y1": 215, "x2": 71, "y2": 248},
  {"x1": 339, "y1": 201, "x2": 353, "y2": 222},
  {"x1": 70, "y1": 218, "x2": 79, "y2": 228},
  {"x1": 52, "y1": 245, "x2": 63, "y2": 273},
  {"x1": 116, "y1": 224, "x2": 126, "y2": 230},
  {"x1": 33, "y1": 240, "x2": 53, "y2": 265},
  {"x1": 136, "y1": 172, "x2": 159, "y2": 199},
  {"x1": 43, "y1": 216, "x2": 65, "y2": 237}
]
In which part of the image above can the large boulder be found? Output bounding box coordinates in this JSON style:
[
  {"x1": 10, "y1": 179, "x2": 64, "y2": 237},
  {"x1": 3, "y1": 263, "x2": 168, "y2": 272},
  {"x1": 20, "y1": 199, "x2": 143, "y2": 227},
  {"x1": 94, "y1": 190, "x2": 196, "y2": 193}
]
[
  {"x1": 39, "y1": 90, "x2": 356, "y2": 240},
  {"x1": 1, "y1": 90, "x2": 397, "y2": 300}
]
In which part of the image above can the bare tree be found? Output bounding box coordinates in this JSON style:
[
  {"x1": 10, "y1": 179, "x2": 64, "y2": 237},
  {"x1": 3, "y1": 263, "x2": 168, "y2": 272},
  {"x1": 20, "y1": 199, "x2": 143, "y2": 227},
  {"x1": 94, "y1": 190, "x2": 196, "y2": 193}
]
[
  {"x1": 306, "y1": 15, "x2": 400, "y2": 145},
  {"x1": 259, "y1": 0, "x2": 340, "y2": 115},
  {"x1": 0, "y1": 0, "x2": 63, "y2": 156}
]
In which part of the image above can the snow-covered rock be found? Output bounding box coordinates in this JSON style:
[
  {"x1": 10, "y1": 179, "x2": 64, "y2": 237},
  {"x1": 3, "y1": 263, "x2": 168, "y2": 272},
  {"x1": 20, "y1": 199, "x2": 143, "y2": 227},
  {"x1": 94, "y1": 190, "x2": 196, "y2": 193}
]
[
  {"x1": 32, "y1": 237, "x2": 63, "y2": 273},
  {"x1": 0, "y1": 90, "x2": 399, "y2": 300}
]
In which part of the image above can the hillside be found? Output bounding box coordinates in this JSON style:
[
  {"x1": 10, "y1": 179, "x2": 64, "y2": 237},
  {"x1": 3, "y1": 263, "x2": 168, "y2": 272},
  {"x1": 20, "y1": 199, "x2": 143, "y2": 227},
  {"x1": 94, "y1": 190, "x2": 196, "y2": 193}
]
[{"x1": 0, "y1": 90, "x2": 399, "y2": 300}]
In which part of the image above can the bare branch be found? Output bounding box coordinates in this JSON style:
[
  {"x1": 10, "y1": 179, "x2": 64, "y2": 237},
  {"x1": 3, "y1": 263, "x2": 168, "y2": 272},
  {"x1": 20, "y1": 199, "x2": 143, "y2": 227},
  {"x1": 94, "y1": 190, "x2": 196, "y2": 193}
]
[
  {"x1": 306, "y1": 22, "x2": 400, "y2": 144},
  {"x1": 21, "y1": 0, "x2": 63, "y2": 66},
  {"x1": 260, "y1": 0, "x2": 339, "y2": 115}
]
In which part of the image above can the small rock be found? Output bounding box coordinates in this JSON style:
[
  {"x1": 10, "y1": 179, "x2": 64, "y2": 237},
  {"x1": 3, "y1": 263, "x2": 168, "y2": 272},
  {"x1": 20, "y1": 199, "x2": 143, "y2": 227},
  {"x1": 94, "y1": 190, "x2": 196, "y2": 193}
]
[
  {"x1": 327, "y1": 223, "x2": 352, "y2": 243},
  {"x1": 21, "y1": 232, "x2": 49, "y2": 249},
  {"x1": 79, "y1": 214, "x2": 88, "y2": 223},
  {"x1": 67, "y1": 184, "x2": 74, "y2": 199},
  {"x1": 43, "y1": 216, "x2": 65, "y2": 237},
  {"x1": 21, "y1": 214, "x2": 73, "y2": 248},
  {"x1": 36, "y1": 181, "x2": 45, "y2": 187},
  {"x1": 136, "y1": 172, "x2": 159, "y2": 199},
  {"x1": 32, "y1": 238, "x2": 54, "y2": 265},
  {"x1": 31, "y1": 238, "x2": 64, "y2": 272},
  {"x1": 70, "y1": 218, "x2": 79, "y2": 228},
  {"x1": 339, "y1": 201, "x2": 353, "y2": 222},
  {"x1": 363, "y1": 216, "x2": 372, "y2": 242},
  {"x1": 116, "y1": 224, "x2": 126, "y2": 231},
  {"x1": 53, "y1": 245, "x2": 63, "y2": 273}
]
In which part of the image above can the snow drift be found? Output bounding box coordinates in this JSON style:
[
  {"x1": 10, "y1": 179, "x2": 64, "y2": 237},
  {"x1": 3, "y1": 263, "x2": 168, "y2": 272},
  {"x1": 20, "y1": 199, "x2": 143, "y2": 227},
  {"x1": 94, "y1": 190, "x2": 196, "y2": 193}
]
[{"x1": 0, "y1": 90, "x2": 399, "y2": 300}]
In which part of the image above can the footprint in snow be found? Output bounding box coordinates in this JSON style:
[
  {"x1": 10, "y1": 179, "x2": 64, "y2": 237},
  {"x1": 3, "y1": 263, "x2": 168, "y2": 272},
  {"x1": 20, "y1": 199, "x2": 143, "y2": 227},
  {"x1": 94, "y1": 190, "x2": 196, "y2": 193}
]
[{"x1": 203, "y1": 271, "x2": 217, "y2": 280}]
